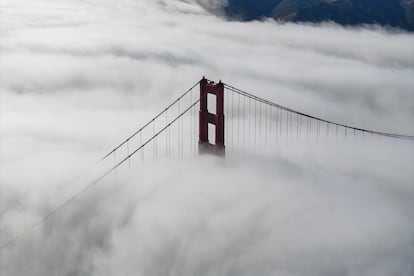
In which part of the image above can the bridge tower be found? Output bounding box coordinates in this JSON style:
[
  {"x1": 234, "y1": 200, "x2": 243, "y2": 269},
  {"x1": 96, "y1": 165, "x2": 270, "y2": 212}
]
[{"x1": 199, "y1": 77, "x2": 225, "y2": 155}]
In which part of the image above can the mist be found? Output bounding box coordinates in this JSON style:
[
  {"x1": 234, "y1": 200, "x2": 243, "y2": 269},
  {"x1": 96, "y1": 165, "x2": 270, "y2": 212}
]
[{"x1": 1, "y1": 0, "x2": 413, "y2": 275}]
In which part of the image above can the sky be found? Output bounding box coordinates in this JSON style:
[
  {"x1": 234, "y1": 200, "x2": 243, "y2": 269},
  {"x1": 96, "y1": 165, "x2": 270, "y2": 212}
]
[{"x1": 1, "y1": 0, "x2": 414, "y2": 275}]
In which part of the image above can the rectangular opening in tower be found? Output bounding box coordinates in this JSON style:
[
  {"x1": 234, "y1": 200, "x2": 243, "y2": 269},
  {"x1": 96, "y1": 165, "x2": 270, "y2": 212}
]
[
  {"x1": 208, "y1": 123, "x2": 215, "y2": 143},
  {"x1": 208, "y1": 93, "x2": 216, "y2": 114}
]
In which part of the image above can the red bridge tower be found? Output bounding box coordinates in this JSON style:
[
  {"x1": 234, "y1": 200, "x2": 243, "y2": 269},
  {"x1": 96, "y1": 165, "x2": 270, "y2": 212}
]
[{"x1": 199, "y1": 77, "x2": 225, "y2": 155}]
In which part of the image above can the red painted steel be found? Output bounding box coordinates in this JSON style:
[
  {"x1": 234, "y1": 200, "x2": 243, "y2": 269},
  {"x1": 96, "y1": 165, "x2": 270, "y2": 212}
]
[{"x1": 199, "y1": 77, "x2": 225, "y2": 154}]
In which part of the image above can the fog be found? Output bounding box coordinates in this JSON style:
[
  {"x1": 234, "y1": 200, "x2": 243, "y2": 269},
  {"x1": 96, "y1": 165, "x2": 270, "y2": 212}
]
[{"x1": 1, "y1": 0, "x2": 413, "y2": 275}]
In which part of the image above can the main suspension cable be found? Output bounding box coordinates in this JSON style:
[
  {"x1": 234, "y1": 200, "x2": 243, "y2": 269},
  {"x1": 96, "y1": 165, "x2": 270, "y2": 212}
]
[
  {"x1": 223, "y1": 83, "x2": 414, "y2": 140},
  {"x1": 101, "y1": 79, "x2": 201, "y2": 161}
]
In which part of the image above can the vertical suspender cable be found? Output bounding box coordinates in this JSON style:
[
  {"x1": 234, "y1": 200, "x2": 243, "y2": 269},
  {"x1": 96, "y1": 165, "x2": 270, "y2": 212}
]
[
  {"x1": 254, "y1": 101, "x2": 257, "y2": 145},
  {"x1": 243, "y1": 95, "x2": 246, "y2": 149},
  {"x1": 275, "y1": 107, "x2": 279, "y2": 141},
  {"x1": 166, "y1": 110, "x2": 168, "y2": 157},
  {"x1": 326, "y1": 122, "x2": 329, "y2": 138},
  {"x1": 238, "y1": 92, "x2": 240, "y2": 147},
  {"x1": 265, "y1": 104, "x2": 268, "y2": 143},
  {"x1": 140, "y1": 132, "x2": 144, "y2": 162},
  {"x1": 127, "y1": 140, "x2": 130, "y2": 168},
  {"x1": 336, "y1": 124, "x2": 338, "y2": 139},
  {"x1": 286, "y1": 110, "x2": 289, "y2": 142},
  {"x1": 178, "y1": 99, "x2": 180, "y2": 157},
  {"x1": 259, "y1": 102, "x2": 262, "y2": 141},
  {"x1": 296, "y1": 114, "x2": 299, "y2": 141},
  {"x1": 270, "y1": 105, "x2": 272, "y2": 140},
  {"x1": 181, "y1": 107, "x2": 184, "y2": 158},
  {"x1": 231, "y1": 90, "x2": 234, "y2": 150},
  {"x1": 190, "y1": 91, "x2": 193, "y2": 156},
  {"x1": 309, "y1": 118, "x2": 312, "y2": 140},
  {"x1": 153, "y1": 120, "x2": 155, "y2": 159},
  {"x1": 248, "y1": 97, "x2": 251, "y2": 146}
]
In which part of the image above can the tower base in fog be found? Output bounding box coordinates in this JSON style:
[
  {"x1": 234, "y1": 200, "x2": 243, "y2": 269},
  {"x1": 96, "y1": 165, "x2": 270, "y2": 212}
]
[{"x1": 198, "y1": 142, "x2": 225, "y2": 157}]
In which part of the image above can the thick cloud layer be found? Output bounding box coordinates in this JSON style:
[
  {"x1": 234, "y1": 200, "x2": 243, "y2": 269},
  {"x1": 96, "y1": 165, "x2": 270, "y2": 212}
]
[{"x1": 1, "y1": 0, "x2": 413, "y2": 275}]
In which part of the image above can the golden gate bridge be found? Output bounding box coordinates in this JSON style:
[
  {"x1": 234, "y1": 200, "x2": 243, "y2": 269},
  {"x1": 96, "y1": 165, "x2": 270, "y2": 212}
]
[{"x1": 1, "y1": 77, "x2": 413, "y2": 249}]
